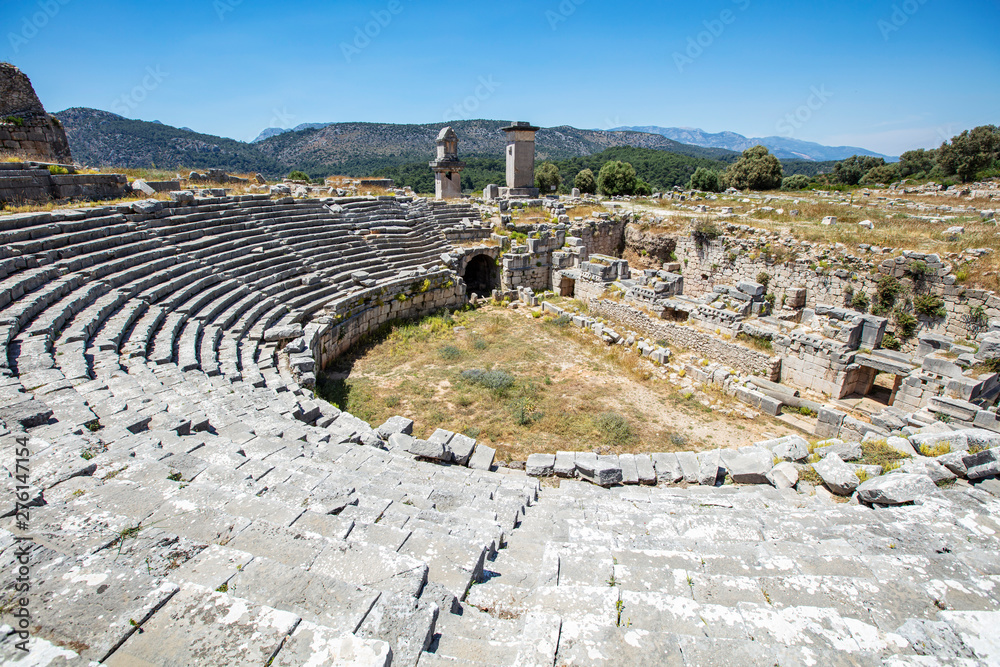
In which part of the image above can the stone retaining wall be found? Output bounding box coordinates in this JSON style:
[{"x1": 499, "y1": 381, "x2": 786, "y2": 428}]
[
  {"x1": 588, "y1": 299, "x2": 781, "y2": 380},
  {"x1": 311, "y1": 269, "x2": 466, "y2": 370},
  {"x1": 0, "y1": 162, "x2": 128, "y2": 203}
]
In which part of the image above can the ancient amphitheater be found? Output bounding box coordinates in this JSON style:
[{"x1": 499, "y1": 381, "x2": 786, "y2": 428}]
[{"x1": 2, "y1": 75, "x2": 1000, "y2": 666}]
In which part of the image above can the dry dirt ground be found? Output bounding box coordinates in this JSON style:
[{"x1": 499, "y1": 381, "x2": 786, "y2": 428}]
[{"x1": 318, "y1": 305, "x2": 798, "y2": 462}]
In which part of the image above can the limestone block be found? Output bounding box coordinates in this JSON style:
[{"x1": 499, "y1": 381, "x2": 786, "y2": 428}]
[
  {"x1": 468, "y1": 443, "x2": 495, "y2": 471},
  {"x1": 447, "y1": 433, "x2": 476, "y2": 466},
  {"x1": 554, "y1": 451, "x2": 576, "y2": 477},
  {"x1": 767, "y1": 435, "x2": 810, "y2": 462},
  {"x1": 697, "y1": 449, "x2": 726, "y2": 486},
  {"x1": 815, "y1": 441, "x2": 863, "y2": 461},
  {"x1": 576, "y1": 459, "x2": 622, "y2": 487},
  {"x1": 963, "y1": 448, "x2": 1000, "y2": 480},
  {"x1": 856, "y1": 473, "x2": 938, "y2": 505},
  {"x1": 406, "y1": 439, "x2": 448, "y2": 460},
  {"x1": 377, "y1": 416, "x2": 414, "y2": 440},
  {"x1": 727, "y1": 448, "x2": 773, "y2": 484},
  {"x1": 766, "y1": 462, "x2": 799, "y2": 489},
  {"x1": 812, "y1": 454, "x2": 859, "y2": 496},
  {"x1": 526, "y1": 453, "x2": 556, "y2": 477},
  {"x1": 652, "y1": 452, "x2": 683, "y2": 483}
]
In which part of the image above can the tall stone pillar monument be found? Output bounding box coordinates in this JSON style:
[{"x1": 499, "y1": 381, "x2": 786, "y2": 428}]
[
  {"x1": 500, "y1": 121, "x2": 540, "y2": 198},
  {"x1": 429, "y1": 126, "x2": 465, "y2": 200}
]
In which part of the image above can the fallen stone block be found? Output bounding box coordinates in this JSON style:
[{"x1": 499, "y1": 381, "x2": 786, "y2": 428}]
[
  {"x1": 446, "y1": 433, "x2": 476, "y2": 466},
  {"x1": 377, "y1": 415, "x2": 414, "y2": 440},
  {"x1": 697, "y1": 450, "x2": 726, "y2": 486},
  {"x1": 963, "y1": 448, "x2": 1000, "y2": 480},
  {"x1": 618, "y1": 453, "x2": 640, "y2": 485},
  {"x1": 897, "y1": 457, "x2": 956, "y2": 484},
  {"x1": 576, "y1": 459, "x2": 622, "y2": 487},
  {"x1": 766, "y1": 462, "x2": 799, "y2": 489},
  {"x1": 651, "y1": 452, "x2": 682, "y2": 483},
  {"x1": 857, "y1": 473, "x2": 938, "y2": 505},
  {"x1": 813, "y1": 454, "x2": 859, "y2": 496},
  {"x1": 554, "y1": 451, "x2": 576, "y2": 477},
  {"x1": 910, "y1": 431, "x2": 969, "y2": 455},
  {"x1": 406, "y1": 439, "x2": 448, "y2": 461},
  {"x1": 263, "y1": 324, "x2": 303, "y2": 343},
  {"x1": 727, "y1": 448, "x2": 773, "y2": 484},
  {"x1": 675, "y1": 451, "x2": 700, "y2": 483},
  {"x1": 767, "y1": 435, "x2": 809, "y2": 462},
  {"x1": 815, "y1": 441, "x2": 863, "y2": 462},
  {"x1": 634, "y1": 454, "x2": 656, "y2": 485}
]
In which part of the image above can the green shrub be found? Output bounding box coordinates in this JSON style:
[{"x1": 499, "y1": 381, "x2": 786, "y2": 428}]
[
  {"x1": 895, "y1": 310, "x2": 918, "y2": 338},
  {"x1": 692, "y1": 219, "x2": 720, "y2": 243},
  {"x1": 461, "y1": 369, "x2": 516, "y2": 394},
  {"x1": 595, "y1": 412, "x2": 636, "y2": 448},
  {"x1": 876, "y1": 276, "x2": 904, "y2": 311},
  {"x1": 508, "y1": 397, "x2": 542, "y2": 426},
  {"x1": 688, "y1": 167, "x2": 721, "y2": 193},
  {"x1": 913, "y1": 293, "x2": 947, "y2": 319},
  {"x1": 850, "y1": 291, "x2": 870, "y2": 313},
  {"x1": 756, "y1": 272, "x2": 771, "y2": 292},
  {"x1": 781, "y1": 174, "x2": 811, "y2": 190},
  {"x1": 634, "y1": 179, "x2": 652, "y2": 197},
  {"x1": 881, "y1": 333, "x2": 902, "y2": 351},
  {"x1": 48, "y1": 165, "x2": 69, "y2": 175},
  {"x1": 549, "y1": 314, "x2": 573, "y2": 327},
  {"x1": 1, "y1": 115, "x2": 24, "y2": 127},
  {"x1": 574, "y1": 168, "x2": 597, "y2": 194},
  {"x1": 908, "y1": 260, "x2": 928, "y2": 278},
  {"x1": 438, "y1": 345, "x2": 461, "y2": 360},
  {"x1": 287, "y1": 170, "x2": 311, "y2": 182}
]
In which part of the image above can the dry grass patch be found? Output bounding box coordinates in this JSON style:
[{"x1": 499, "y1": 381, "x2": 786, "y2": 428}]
[{"x1": 315, "y1": 306, "x2": 786, "y2": 460}]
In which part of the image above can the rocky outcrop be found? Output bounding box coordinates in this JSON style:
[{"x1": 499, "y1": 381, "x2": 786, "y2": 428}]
[{"x1": 0, "y1": 62, "x2": 72, "y2": 163}]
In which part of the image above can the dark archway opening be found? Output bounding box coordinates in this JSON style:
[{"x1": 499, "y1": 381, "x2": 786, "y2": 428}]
[{"x1": 463, "y1": 255, "x2": 499, "y2": 298}]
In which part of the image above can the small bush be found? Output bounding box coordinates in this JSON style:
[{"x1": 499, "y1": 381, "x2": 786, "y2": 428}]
[
  {"x1": 472, "y1": 336, "x2": 488, "y2": 350},
  {"x1": 287, "y1": 170, "x2": 311, "y2": 181},
  {"x1": 549, "y1": 314, "x2": 572, "y2": 327},
  {"x1": 798, "y1": 406, "x2": 818, "y2": 417},
  {"x1": 895, "y1": 310, "x2": 918, "y2": 339},
  {"x1": 508, "y1": 397, "x2": 543, "y2": 426},
  {"x1": 461, "y1": 369, "x2": 516, "y2": 394},
  {"x1": 881, "y1": 333, "x2": 902, "y2": 351},
  {"x1": 1, "y1": 115, "x2": 25, "y2": 127},
  {"x1": 692, "y1": 219, "x2": 720, "y2": 243},
  {"x1": 595, "y1": 412, "x2": 637, "y2": 448},
  {"x1": 908, "y1": 260, "x2": 928, "y2": 278},
  {"x1": 756, "y1": 272, "x2": 771, "y2": 292},
  {"x1": 850, "y1": 291, "x2": 870, "y2": 313},
  {"x1": 913, "y1": 293, "x2": 947, "y2": 319},
  {"x1": 48, "y1": 165, "x2": 69, "y2": 175},
  {"x1": 385, "y1": 395, "x2": 401, "y2": 408},
  {"x1": 438, "y1": 345, "x2": 462, "y2": 360}
]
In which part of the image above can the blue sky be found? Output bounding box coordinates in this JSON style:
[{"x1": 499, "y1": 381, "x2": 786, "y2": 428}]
[{"x1": 4, "y1": 0, "x2": 997, "y2": 155}]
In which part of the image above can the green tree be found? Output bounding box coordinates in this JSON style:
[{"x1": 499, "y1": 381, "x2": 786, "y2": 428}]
[
  {"x1": 287, "y1": 170, "x2": 311, "y2": 182},
  {"x1": 597, "y1": 160, "x2": 639, "y2": 196},
  {"x1": 634, "y1": 179, "x2": 652, "y2": 196},
  {"x1": 688, "y1": 167, "x2": 721, "y2": 192},
  {"x1": 574, "y1": 168, "x2": 597, "y2": 194},
  {"x1": 831, "y1": 155, "x2": 886, "y2": 186},
  {"x1": 781, "y1": 174, "x2": 811, "y2": 190},
  {"x1": 937, "y1": 125, "x2": 1000, "y2": 183},
  {"x1": 535, "y1": 162, "x2": 562, "y2": 193},
  {"x1": 898, "y1": 149, "x2": 937, "y2": 178},
  {"x1": 722, "y1": 145, "x2": 783, "y2": 191},
  {"x1": 860, "y1": 163, "x2": 900, "y2": 185}
]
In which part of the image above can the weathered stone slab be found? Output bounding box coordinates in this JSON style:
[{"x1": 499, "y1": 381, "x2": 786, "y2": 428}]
[
  {"x1": 963, "y1": 447, "x2": 1000, "y2": 480},
  {"x1": 815, "y1": 441, "x2": 862, "y2": 461},
  {"x1": 812, "y1": 454, "x2": 859, "y2": 496},
  {"x1": 576, "y1": 459, "x2": 622, "y2": 487},
  {"x1": 618, "y1": 453, "x2": 640, "y2": 485},
  {"x1": 652, "y1": 452, "x2": 683, "y2": 483},
  {"x1": 105, "y1": 583, "x2": 298, "y2": 667},
  {"x1": 446, "y1": 433, "x2": 476, "y2": 466},
  {"x1": 634, "y1": 454, "x2": 657, "y2": 485},
  {"x1": 675, "y1": 451, "x2": 700, "y2": 483},
  {"x1": 766, "y1": 435, "x2": 810, "y2": 462},
  {"x1": 697, "y1": 449, "x2": 725, "y2": 486},
  {"x1": 272, "y1": 623, "x2": 391, "y2": 667},
  {"x1": 377, "y1": 416, "x2": 413, "y2": 440},
  {"x1": 857, "y1": 473, "x2": 938, "y2": 505},
  {"x1": 526, "y1": 453, "x2": 555, "y2": 477},
  {"x1": 406, "y1": 439, "x2": 448, "y2": 461},
  {"x1": 311, "y1": 541, "x2": 428, "y2": 599},
  {"x1": 467, "y1": 443, "x2": 495, "y2": 471},
  {"x1": 728, "y1": 448, "x2": 773, "y2": 484},
  {"x1": 554, "y1": 451, "x2": 576, "y2": 477},
  {"x1": 766, "y1": 462, "x2": 798, "y2": 489}
]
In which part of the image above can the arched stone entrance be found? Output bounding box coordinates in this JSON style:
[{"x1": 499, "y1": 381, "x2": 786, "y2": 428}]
[{"x1": 462, "y1": 254, "x2": 499, "y2": 298}]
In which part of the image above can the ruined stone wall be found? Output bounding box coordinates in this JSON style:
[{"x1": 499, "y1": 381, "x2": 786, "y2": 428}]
[
  {"x1": 672, "y1": 230, "x2": 1000, "y2": 344},
  {"x1": 312, "y1": 269, "x2": 466, "y2": 370},
  {"x1": 568, "y1": 218, "x2": 626, "y2": 258},
  {"x1": 588, "y1": 299, "x2": 781, "y2": 380},
  {"x1": 0, "y1": 63, "x2": 72, "y2": 163},
  {"x1": 623, "y1": 224, "x2": 678, "y2": 269}
]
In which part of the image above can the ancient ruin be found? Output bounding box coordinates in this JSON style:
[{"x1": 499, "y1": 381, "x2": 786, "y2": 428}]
[
  {"x1": 2, "y1": 103, "x2": 1000, "y2": 663},
  {"x1": 429, "y1": 127, "x2": 465, "y2": 201},
  {"x1": 0, "y1": 63, "x2": 71, "y2": 165}
]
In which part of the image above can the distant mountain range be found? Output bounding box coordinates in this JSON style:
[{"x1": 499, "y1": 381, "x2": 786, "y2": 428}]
[
  {"x1": 612, "y1": 126, "x2": 896, "y2": 162},
  {"x1": 55, "y1": 109, "x2": 741, "y2": 178}
]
